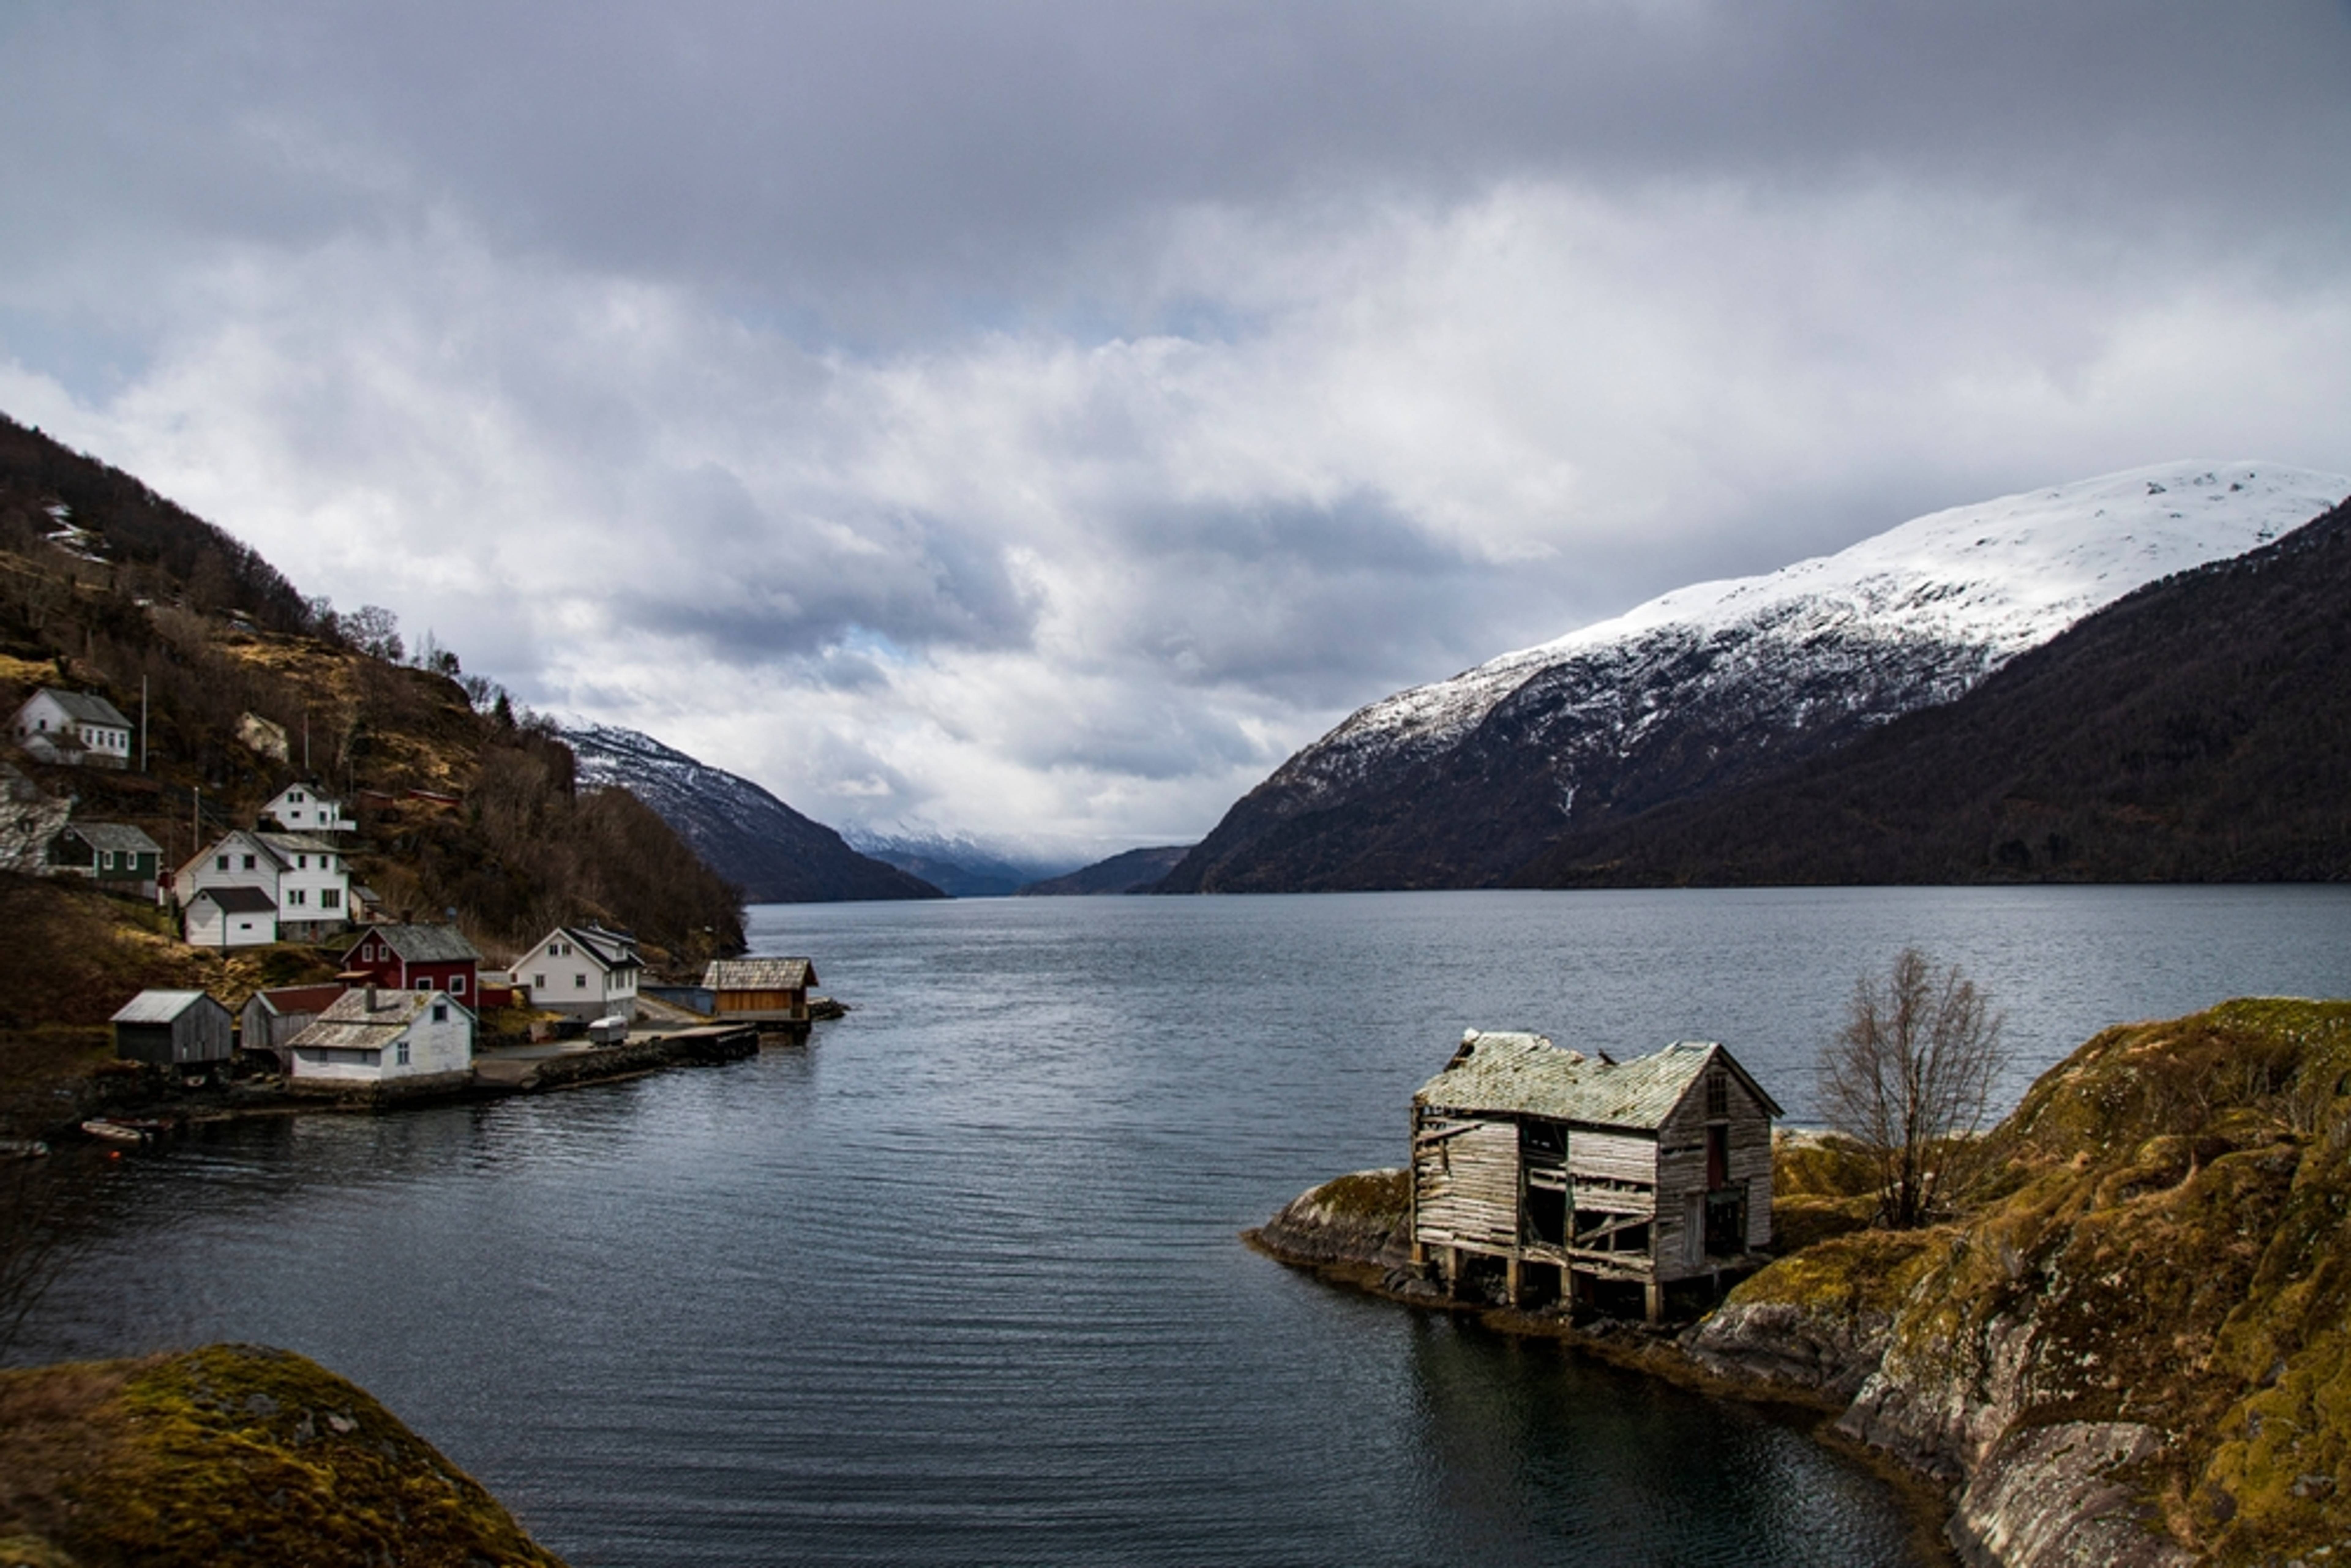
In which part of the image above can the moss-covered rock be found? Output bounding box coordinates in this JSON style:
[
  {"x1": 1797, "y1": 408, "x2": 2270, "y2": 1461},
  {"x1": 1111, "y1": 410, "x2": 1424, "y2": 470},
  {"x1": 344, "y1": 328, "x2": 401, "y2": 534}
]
[
  {"x1": 1247, "y1": 1168, "x2": 1411, "y2": 1268},
  {"x1": 1694, "y1": 997, "x2": 2351, "y2": 1567},
  {"x1": 0, "y1": 1344, "x2": 566, "y2": 1568}
]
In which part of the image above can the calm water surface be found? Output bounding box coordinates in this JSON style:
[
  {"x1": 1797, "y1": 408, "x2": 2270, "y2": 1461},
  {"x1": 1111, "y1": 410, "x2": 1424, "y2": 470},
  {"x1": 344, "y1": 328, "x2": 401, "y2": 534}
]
[{"x1": 23, "y1": 887, "x2": 2351, "y2": 1566}]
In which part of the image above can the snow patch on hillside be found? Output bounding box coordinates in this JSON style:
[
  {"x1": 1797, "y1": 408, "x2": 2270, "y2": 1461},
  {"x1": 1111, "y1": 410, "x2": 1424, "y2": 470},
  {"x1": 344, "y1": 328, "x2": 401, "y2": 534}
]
[{"x1": 1284, "y1": 461, "x2": 2350, "y2": 791}]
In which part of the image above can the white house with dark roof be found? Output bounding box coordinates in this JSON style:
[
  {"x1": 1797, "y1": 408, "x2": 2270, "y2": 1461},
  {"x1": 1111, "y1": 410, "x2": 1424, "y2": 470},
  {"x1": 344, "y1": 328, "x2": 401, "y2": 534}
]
[
  {"x1": 11, "y1": 688, "x2": 132, "y2": 768},
  {"x1": 261, "y1": 783, "x2": 353, "y2": 835},
  {"x1": 519, "y1": 923, "x2": 642, "y2": 1019},
  {"x1": 185, "y1": 884, "x2": 279, "y2": 947},
  {"x1": 286, "y1": 987, "x2": 474, "y2": 1091},
  {"x1": 1410, "y1": 1031, "x2": 1782, "y2": 1323},
  {"x1": 173, "y1": 828, "x2": 350, "y2": 941}
]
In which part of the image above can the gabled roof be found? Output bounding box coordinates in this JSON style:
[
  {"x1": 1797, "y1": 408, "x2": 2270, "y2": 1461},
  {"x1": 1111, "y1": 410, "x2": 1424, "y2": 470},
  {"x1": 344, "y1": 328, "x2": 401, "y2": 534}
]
[
  {"x1": 191, "y1": 884, "x2": 278, "y2": 914},
  {"x1": 64, "y1": 822, "x2": 162, "y2": 856},
  {"x1": 26, "y1": 688, "x2": 130, "y2": 728},
  {"x1": 288, "y1": 986, "x2": 471, "y2": 1051},
  {"x1": 1414, "y1": 1032, "x2": 1785, "y2": 1129},
  {"x1": 540, "y1": 923, "x2": 641, "y2": 972},
  {"x1": 703, "y1": 957, "x2": 814, "y2": 990},
  {"x1": 347, "y1": 923, "x2": 481, "y2": 964},
  {"x1": 182, "y1": 829, "x2": 289, "y2": 882},
  {"x1": 111, "y1": 989, "x2": 221, "y2": 1024}
]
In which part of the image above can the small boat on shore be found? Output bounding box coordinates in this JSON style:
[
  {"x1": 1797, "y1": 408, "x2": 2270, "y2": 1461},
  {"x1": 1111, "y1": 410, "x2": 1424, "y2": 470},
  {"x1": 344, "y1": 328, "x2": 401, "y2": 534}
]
[{"x1": 81, "y1": 1117, "x2": 173, "y2": 1145}]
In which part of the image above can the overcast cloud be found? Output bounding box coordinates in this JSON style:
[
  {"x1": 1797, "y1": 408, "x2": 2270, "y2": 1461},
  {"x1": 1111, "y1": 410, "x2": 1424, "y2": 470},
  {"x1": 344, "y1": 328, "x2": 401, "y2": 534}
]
[{"x1": 3, "y1": 2, "x2": 2349, "y2": 858}]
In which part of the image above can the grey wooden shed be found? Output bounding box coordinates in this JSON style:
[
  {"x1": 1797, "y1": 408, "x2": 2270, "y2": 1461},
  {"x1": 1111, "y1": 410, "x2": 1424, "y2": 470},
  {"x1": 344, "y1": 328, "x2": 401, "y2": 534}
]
[
  {"x1": 110, "y1": 990, "x2": 234, "y2": 1068},
  {"x1": 1411, "y1": 1031, "x2": 1783, "y2": 1322}
]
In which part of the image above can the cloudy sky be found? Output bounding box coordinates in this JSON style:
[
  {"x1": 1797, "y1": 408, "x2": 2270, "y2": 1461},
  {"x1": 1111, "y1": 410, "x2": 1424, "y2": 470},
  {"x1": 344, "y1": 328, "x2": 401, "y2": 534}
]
[{"x1": 4, "y1": 2, "x2": 2349, "y2": 861}]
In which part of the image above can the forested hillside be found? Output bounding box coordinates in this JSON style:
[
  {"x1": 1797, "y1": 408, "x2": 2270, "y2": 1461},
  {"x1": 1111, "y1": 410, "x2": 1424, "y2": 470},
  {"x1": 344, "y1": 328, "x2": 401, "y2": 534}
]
[{"x1": 0, "y1": 412, "x2": 743, "y2": 968}]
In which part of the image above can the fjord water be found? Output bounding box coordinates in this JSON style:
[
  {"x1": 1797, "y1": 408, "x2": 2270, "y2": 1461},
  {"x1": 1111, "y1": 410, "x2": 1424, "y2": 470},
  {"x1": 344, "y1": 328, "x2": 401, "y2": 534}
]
[{"x1": 24, "y1": 887, "x2": 2351, "y2": 1566}]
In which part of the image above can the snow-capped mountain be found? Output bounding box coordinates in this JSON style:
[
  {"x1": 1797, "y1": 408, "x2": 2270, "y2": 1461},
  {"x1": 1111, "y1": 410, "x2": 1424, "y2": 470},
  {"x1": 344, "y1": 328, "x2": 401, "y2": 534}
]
[
  {"x1": 564, "y1": 723, "x2": 944, "y2": 903},
  {"x1": 1158, "y1": 462, "x2": 2351, "y2": 893}
]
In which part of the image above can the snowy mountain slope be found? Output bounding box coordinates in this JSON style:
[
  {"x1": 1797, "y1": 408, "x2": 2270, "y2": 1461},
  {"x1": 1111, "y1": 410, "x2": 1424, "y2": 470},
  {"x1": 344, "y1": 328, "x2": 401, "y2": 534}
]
[
  {"x1": 1159, "y1": 461, "x2": 2351, "y2": 893},
  {"x1": 564, "y1": 723, "x2": 945, "y2": 903}
]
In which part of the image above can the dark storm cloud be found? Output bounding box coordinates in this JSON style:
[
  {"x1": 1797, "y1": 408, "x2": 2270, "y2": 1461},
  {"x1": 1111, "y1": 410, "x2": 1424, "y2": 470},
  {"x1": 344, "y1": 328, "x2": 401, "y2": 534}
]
[{"x1": 5, "y1": 2, "x2": 2347, "y2": 329}]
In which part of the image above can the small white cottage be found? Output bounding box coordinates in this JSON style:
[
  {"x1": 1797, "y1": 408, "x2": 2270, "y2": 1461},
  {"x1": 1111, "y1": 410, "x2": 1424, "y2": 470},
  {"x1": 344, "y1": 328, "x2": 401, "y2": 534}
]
[
  {"x1": 285, "y1": 987, "x2": 474, "y2": 1092},
  {"x1": 519, "y1": 924, "x2": 642, "y2": 1020},
  {"x1": 184, "y1": 885, "x2": 279, "y2": 948},
  {"x1": 11, "y1": 688, "x2": 132, "y2": 768},
  {"x1": 261, "y1": 783, "x2": 353, "y2": 835}
]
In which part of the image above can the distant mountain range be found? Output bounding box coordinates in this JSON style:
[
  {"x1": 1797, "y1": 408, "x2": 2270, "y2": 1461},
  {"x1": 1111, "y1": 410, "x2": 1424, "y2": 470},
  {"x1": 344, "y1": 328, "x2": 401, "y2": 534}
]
[
  {"x1": 1015, "y1": 845, "x2": 1192, "y2": 896},
  {"x1": 1158, "y1": 462, "x2": 2351, "y2": 893},
  {"x1": 840, "y1": 828, "x2": 1076, "y2": 898},
  {"x1": 564, "y1": 724, "x2": 944, "y2": 903}
]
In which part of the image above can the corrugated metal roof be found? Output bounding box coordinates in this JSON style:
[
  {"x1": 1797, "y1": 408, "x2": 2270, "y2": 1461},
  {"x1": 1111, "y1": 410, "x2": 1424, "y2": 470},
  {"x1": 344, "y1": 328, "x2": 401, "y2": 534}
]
[
  {"x1": 66, "y1": 822, "x2": 161, "y2": 855},
  {"x1": 703, "y1": 957, "x2": 813, "y2": 990},
  {"x1": 352, "y1": 923, "x2": 481, "y2": 964},
  {"x1": 193, "y1": 885, "x2": 278, "y2": 914},
  {"x1": 111, "y1": 989, "x2": 216, "y2": 1024},
  {"x1": 1414, "y1": 1032, "x2": 1771, "y2": 1129}
]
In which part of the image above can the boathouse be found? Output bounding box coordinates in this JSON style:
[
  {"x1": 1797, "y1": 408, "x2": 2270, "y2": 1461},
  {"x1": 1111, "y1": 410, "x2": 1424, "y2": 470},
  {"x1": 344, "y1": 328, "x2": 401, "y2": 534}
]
[
  {"x1": 701, "y1": 956, "x2": 817, "y2": 1024},
  {"x1": 1410, "y1": 1031, "x2": 1781, "y2": 1323},
  {"x1": 111, "y1": 990, "x2": 234, "y2": 1069}
]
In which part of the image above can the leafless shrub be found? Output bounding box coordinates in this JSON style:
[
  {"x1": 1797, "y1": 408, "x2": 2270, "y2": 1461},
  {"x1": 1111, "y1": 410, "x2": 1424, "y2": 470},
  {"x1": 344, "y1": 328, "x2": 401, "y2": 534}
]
[{"x1": 1817, "y1": 947, "x2": 2011, "y2": 1228}]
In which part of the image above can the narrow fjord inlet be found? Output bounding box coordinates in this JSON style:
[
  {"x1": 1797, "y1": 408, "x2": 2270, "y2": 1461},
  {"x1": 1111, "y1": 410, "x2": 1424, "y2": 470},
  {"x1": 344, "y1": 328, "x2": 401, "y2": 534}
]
[{"x1": 17, "y1": 889, "x2": 2351, "y2": 1565}]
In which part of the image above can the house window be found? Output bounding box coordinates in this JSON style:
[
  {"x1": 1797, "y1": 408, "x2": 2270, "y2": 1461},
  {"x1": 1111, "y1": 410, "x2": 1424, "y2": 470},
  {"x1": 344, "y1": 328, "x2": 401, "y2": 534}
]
[
  {"x1": 242, "y1": 854, "x2": 257, "y2": 870},
  {"x1": 216, "y1": 855, "x2": 230, "y2": 872},
  {"x1": 297, "y1": 854, "x2": 308, "y2": 869},
  {"x1": 288, "y1": 889, "x2": 305, "y2": 906},
  {"x1": 321, "y1": 889, "x2": 340, "y2": 910},
  {"x1": 397, "y1": 1039, "x2": 412, "y2": 1064},
  {"x1": 430, "y1": 1003, "x2": 448, "y2": 1024},
  {"x1": 451, "y1": 975, "x2": 467, "y2": 994},
  {"x1": 575, "y1": 973, "x2": 587, "y2": 989},
  {"x1": 532, "y1": 974, "x2": 544, "y2": 989},
  {"x1": 1706, "y1": 1073, "x2": 1728, "y2": 1120},
  {"x1": 101, "y1": 850, "x2": 115, "y2": 870}
]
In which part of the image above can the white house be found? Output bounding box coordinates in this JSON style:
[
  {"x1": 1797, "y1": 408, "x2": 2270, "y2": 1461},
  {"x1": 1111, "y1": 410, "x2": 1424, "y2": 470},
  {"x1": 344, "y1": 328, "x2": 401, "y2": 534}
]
[
  {"x1": 11, "y1": 688, "x2": 131, "y2": 768},
  {"x1": 261, "y1": 783, "x2": 353, "y2": 835},
  {"x1": 185, "y1": 885, "x2": 279, "y2": 948},
  {"x1": 173, "y1": 828, "x2": 350, "y2": 942},
  {"x1": 519, "y1": 923, "x2": 642, "y2": 1020},
  {"x1": 285, "y1": 987, "x2": 474, "y2": 1091}
]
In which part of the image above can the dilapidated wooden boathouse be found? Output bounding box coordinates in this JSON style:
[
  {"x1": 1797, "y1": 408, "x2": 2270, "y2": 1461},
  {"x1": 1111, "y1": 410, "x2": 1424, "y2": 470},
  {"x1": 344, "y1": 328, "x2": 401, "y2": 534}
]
[{"x1": 1410, "y1": 1030, "x2": 1782, "y2": 1323}]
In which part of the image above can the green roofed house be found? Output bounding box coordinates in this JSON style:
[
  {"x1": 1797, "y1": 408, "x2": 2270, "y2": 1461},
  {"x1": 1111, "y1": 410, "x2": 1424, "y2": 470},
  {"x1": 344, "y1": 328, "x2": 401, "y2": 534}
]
[{"x1": 1410, "y1": 1031, "x2": 1783, "y2": 1323}]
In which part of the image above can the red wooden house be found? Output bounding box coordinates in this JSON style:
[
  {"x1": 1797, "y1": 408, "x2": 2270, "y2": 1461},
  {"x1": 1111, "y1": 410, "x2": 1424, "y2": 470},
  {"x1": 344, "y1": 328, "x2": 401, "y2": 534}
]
[{"x1": 340, "y1": 923, "x2": 484, "y2": 1005}]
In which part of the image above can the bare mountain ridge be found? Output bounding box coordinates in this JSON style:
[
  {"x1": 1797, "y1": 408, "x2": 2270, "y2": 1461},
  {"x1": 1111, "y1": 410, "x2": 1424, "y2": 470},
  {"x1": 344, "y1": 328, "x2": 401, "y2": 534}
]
[
  {"x1": 1159, "y1": 462, "x2": 2351, "y2": 893},
  {"x1": 563, "y1": 723, "x2": 944, "y2": 904}
]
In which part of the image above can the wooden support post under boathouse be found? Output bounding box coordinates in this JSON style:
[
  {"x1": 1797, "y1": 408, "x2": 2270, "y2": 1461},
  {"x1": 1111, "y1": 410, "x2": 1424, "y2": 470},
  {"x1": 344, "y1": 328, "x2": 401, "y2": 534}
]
[{"x1": 1408, "y1": 1030, "x2": 1783, "y2": 1324}]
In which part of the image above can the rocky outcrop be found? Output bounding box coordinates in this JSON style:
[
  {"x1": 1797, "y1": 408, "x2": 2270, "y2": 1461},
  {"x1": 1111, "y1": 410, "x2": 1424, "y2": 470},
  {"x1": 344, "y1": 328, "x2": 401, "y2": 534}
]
[
  {"x1": 0, "y1": 1343, "x2": 569, "y2": 1566},
  {"x1": 1259, "y1": 1001, "x2": 2351, "y2": 1567},
  {"x1": 1248, "y1": 1168, "x2": 1412, "y2": 1269}
]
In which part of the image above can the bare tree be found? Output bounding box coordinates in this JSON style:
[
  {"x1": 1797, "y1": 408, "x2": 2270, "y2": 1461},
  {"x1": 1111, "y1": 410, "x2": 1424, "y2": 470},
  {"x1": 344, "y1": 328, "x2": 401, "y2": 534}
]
[{"x1": 1817, "y1": 947, "x2": 2010, "y2": 1228}]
